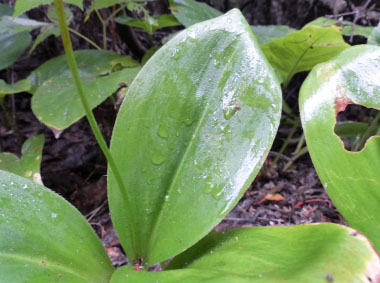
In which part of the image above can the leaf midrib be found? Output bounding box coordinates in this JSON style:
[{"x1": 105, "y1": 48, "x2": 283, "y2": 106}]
[
  {"x1": 146, "y1": 43, "x2": 234, "y2": 263},
  {"x1": 284, "y1": 29, "x2": 334, "y2": 86}
]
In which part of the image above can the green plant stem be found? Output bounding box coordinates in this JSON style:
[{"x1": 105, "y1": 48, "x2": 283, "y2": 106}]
[
  {"x1": 269, "y1": 124, "x2": 298, "y2": 172},
  {"x1": 1, "y1": 102, "x2": 22, "y2": 146},
  {"x1": 354, "y1": 111, "x2": 380, "y2": 151},
  {"x1": 283, "y1": 146, "x2": 309, "y2": 171},
  {"x1": 54, "y1": 0, "x2": 139, "y2": 260},
  {"x1": 68, "y1": 27, "x2": 102, "y2": 50},
  {"x1": 293, "y1": 133, "x2": 305, "y2": 155},
  {"x1": 95, "y1": 9, "x2": 107, "y2": 49},
  {"x1": 105, "y1": 4, "x2": 126, "y2": 23}
]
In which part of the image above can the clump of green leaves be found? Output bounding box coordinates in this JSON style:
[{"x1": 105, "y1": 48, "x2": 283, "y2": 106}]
[{"x1": 1, "y1": 0, "x2": 380, "y2": 282}]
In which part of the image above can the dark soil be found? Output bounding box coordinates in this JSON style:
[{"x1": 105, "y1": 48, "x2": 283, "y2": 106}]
[{"x1": 0, "y1": 0, "x2": 378, "y2": 266}]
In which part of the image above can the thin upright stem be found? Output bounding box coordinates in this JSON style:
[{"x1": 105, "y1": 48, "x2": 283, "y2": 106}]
[
  {"x1": 95, "y1": 9, "x2": 107, "y2": 49},
  {"x1": 269, "y1": 124, "x2": 298, "y2": 172},
  {"x1": 354, "y1": 111, "x2": 380, "y2": 151},
  {"x1": 54, "y1": 0, "x2": 139, "y2": 260},
  {"x1": 68, "y1": 27, "x2": 102, "y2": 50}
]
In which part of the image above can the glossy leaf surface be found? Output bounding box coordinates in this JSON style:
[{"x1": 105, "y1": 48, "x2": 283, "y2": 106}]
[
  {"x1": 0, "y1": 135, "x2": 44, "y2": 184},
  {"x1": 111, "y1": 224, "x2": 380, "y2": 282},
  {"x1": 30, "y1": 50, "x2": 140, "y2": 130},
  {"x1": 169, "y1": 0, "x2": 222, "y2": 28},
  {"x1": 251, "y1": 25, "x2": 296, "y2": 45},
  {"x1": 108, "y1": 9, "x2": 282, "y2": 266},
  {"x1": 13, "y1": 0, "x2": 83, "y2": 18},
  {"x1": 0, "y1": 170, "x2": 113, "y2": 282},
  {"x1": 306, "y1": 17, "x2": 374, "y2": 38},
  {"x1": 261, "y1": 25, "x2": 350, "y2": 84},
  {"x1": 300, "y1": 45, "x2": 380, "y2": 252}
]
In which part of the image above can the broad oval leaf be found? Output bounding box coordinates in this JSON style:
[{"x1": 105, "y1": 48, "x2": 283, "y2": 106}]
[
  {"x1": 108, "y1": 9, "x2": 282, "y2": 266},
  {"x1": 0, "y1": 134, "x2": 44, "y2": 184},
  {"x1": 30, "y1": 50, "x2": 140, "y2": 130},
  {"x1": 261, "y1": 25, "x2": 350, "y2": 85},
  {"x1": 0, "y1": 170, "x2": 114, "y2": 282},
  {"x1": 300, "y1": 45, "x2": 380, "y2": 252},
  {"x1": 111, "y1": 224, "x2": 380, "y2": 282}
]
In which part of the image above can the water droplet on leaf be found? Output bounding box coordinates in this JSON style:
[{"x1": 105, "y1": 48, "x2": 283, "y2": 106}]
[{"x1": 152, "y1": 151, "x2": 166, "y2": 165}]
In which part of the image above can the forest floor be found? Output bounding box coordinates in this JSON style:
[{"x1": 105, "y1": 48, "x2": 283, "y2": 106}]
[{"x1": 0, "y1": 0, "x2": 378, "y2": 266}]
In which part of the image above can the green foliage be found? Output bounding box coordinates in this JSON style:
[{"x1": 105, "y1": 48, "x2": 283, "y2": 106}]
[
  {"x1": 306, "y1": 17, "x2": 374, "y2": 38},
  {"x1": 13, "y1": 0, "x2": 82, "y2": 18},
  {"x1": 2, "y1": 0, "x2": 380, "y2": 281},
  {"x1": 0, "y1": 4, "x2": 36, "y2": 70},
  {"x1": 251, "y1": 25, "x2": 296, "y2": 45},
  {"x1": 300, "y1": 45, "x2": 380, "y2": 252},
  {"x1": 169, "y1": 0, "x2": 222, "y2": 27},
  {"x1": 108, "y1": 9, "x2": 282, "y2": 266},
  {"x1": 112, "y1": 224, "x2": 380, "y2": 282},
  {"x1": 30, "y1": 50, "x2": 140, "y2": 130},
  {"x1": 261, "y1": 25, "x2": 350, "y2": 84},
  {"x1": 116, "y1": 14, "x2": 180, "y2": 35},
  {"x1": 0, "y1": 135, "x2": 44, "y2": 184},
  {"x1": 88, "y1": 0, "x2": 148, "y2": 12},
  {"x1": 0, "y1": 78, "x2": 30, "y2": 103},
  {"x1": 368, "y1": 22, "x2": 380, "y2": 46},
  {"x1": 0, "y1": 170, "x2": 114, "y2": 282}
]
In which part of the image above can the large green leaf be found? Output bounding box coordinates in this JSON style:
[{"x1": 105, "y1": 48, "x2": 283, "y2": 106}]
[
  {"x1": 13, "y1": 0, "x2": 83, "y2": 18},
  {"x1": 111, "y1": 224, "x2": 380, "y2": 282},
  {"x1": 0, "y1": 135, "x2": 44, "y2": 184},
  {"x1": 169, "y1": 0, "x2": 222, "y2": 28},
  {"x1": 0, "y1": 170, "x2": 114, "y2": 282},
  {"x1": 108, "y1": 9, "x2": 282, "y2": 266},
  {"x1": 300, "y1": 45, "x2": 380, "y2": 252},
  {"x1": 261, "y1": 25, "x2": 350, "y2": 85},
  {"x1": 251, "y1": 25, "x2": 296, "y2": 45},
  {"x1": 30, "y1": 50, "x2": 140, "y2": 130},
  {"x1": 306, "y1": 17, "x2": 374, "y2": 38}
]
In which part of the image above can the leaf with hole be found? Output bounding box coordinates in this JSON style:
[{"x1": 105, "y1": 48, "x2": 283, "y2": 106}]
[
  {"x1": 261, "y1": 25, "x2": 350, "y2": 85},
  {"x1": 30, "y1": 50, "x2": 140, "y2": 130},
  {"x1": 300, "y1": 45, "x2": 380, "y2": 253},
  {"x1": 108, "y1": 9, "x2": 282, "y2": 266},
  {"x1": 0, "y1": 170, "x2": 114, "y2": 282},
  {"x1": 0, "y1": 135, "x2": 44, "y2": 184},
  {"x1": 111, "y1": 224, "x2": 380, "y2": 282}
]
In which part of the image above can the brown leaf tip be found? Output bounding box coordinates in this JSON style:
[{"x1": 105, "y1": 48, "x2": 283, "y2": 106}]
[{"x1": 335, "y1": 98, "x2": 353, "y2": 115}]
